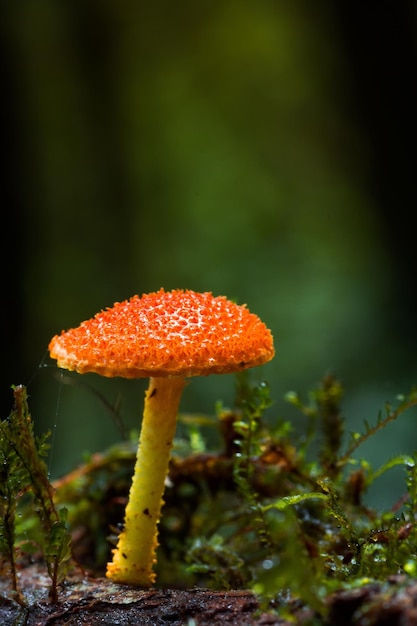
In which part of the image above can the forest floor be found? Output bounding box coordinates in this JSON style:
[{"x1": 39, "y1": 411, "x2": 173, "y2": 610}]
[{"x1": 2, "y1": 565, "x2": 417, "y2": 625}]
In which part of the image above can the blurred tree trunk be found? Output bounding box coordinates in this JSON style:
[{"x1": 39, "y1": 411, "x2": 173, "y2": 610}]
[
  {"x1": 336, "y1": 1, "x2": 417, "y2": 356},
  {"x1": 0, "y1": 19, "x2": 27, "y2": 419}
]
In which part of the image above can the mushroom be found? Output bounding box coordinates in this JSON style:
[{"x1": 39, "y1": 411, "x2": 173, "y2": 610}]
[{"x1": 48, "y1": 288, "x2": 275, "y2": 586}]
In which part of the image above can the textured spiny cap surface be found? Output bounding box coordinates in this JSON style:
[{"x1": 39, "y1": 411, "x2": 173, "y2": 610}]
[{"x1": 48, "y1": 289, "x2": 275, "y2": 378}]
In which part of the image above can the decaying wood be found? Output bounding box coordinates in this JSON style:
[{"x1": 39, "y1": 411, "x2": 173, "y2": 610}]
[
  {"x1": 0, "y1": 565, "x2": 277, "y2": 626},
  {"x1": 2, "y1": 566, "x2": 417, "y2": 625}
]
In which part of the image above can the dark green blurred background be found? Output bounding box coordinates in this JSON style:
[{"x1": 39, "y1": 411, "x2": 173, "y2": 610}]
[{"x1": 2, "y1": 2, "x2": 417, "y2": 508}]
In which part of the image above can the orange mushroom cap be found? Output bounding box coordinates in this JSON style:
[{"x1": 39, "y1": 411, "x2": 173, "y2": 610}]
[{"x1": 48, "y1": 289, "x2": 275, "y2": 378}]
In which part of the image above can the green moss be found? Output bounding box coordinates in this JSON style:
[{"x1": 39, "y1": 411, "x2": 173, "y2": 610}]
[
  {"x1": 2, "y1": 377, "x2": 417, "y2": 616},
  {"x1": 0, "y1": 386, "x2": 72, "y2": 603}
]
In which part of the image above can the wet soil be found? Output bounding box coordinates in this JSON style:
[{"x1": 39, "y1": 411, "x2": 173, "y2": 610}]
[{"x1": 2, "y1": 566, "x2": 417, "y2": 625}]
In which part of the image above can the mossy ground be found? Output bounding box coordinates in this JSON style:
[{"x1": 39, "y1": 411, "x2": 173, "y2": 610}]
[{"x1": 2, "y1": 374, "x2": 417, "y2": 623}]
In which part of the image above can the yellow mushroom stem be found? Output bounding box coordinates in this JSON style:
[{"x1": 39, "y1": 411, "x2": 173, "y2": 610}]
[{"x1": 106, "y1": 375, "x2": 187, "y2": 586}]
